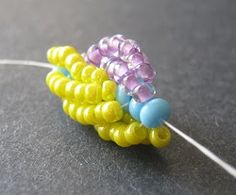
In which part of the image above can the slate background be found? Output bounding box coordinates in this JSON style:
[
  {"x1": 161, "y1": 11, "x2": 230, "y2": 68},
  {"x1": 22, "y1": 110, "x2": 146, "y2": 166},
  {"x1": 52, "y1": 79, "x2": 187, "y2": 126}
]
[{"x1": 0, "y1": 0, "x2": 235, "y2": 194}]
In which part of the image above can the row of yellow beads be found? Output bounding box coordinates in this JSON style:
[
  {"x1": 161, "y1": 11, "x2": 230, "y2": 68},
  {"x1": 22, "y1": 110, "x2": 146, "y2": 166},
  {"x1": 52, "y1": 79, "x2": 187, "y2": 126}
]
[
  {"x1": 95, "y1": 115, "x2": 171, "y2": 148},
  {"x1": 47, "y1": 46, "x2": 108, "y2": 84},
  {"x1": 62, "y1": 99, "x2": 123, "y2": 125},
  {"x1": 46, "y1": 70, "x2": 117, "y2": 103}
]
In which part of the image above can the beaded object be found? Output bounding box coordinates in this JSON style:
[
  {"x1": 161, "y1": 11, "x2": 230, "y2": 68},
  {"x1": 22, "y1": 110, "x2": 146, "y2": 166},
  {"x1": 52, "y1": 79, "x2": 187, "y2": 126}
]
[{"x1": 46, "y1": 35, "x2": 171, "y2": 148}]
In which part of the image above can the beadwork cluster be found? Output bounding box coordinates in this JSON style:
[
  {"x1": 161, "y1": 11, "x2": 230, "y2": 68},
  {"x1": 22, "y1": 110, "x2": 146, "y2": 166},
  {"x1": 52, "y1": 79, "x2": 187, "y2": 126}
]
[{"x1": 45, "y1": 35, "x2": 171, "y2": 148}]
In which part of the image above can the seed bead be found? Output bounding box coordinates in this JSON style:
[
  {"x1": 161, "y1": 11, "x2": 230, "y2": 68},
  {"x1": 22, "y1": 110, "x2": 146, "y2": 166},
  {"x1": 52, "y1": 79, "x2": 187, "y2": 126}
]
[
  {"x1": 65, "y1": 80, "x2": 80, "y2": 99},
  {"x1": 80, "y1": 65, "x2": 96, "y2": 83},
  {"x1": 65, "y1": 53, "x2": 84, "y2": 70},
  {"x1": 102, "y1": 101, "x2": 123, "y2": 123},
  {"x1": 149, "y1": 126, "x2": 171, "y2": 148},
  {"x1": 70, "y1": 61, "x2": 87, "y2": 81},
  {"x1": 102, "y1": 80, "x2": 117, "y2": 101},
  {"x1": 53, "y1": 77, "x2": 70, "y2": 98}
]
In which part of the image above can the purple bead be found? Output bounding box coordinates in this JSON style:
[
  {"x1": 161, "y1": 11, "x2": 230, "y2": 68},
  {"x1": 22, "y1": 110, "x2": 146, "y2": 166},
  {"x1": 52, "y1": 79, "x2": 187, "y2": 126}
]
[
  {"x1": 122, "y1": 74, "x2": 140, "y2": 92},
  {"x1": 119, "y1": 39, "x2": 140, "y2": 57},
  {"x1": 108, "y1": 34, "x2": 126, "y2": 57},
  {"x1": 98, "y1": 37, "x2": 110, "y2": 56},
  {"x1": 135, "y1": 63, "x2": 156, "y2": 82},
  {"x1": 87, "y1": 44, "x2": 103, "y2": 66},
  {"x1": 100, "y1": 56, "x2": 109, "y2": 69},
  {"x1": 127, "y1": 51, "x2": 145, "y2": 68},
  {"x1": 132, "y1": 83, "x2": 156, "y2": 102},
  {"x1": 114, "y1": 60, "x2": 129, "y2": 77}
]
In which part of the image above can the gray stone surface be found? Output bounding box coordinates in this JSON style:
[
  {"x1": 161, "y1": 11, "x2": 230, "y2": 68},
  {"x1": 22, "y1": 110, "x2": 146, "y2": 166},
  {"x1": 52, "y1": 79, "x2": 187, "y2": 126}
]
[{"x1": 0, "y1": 0, "x2": 235, "y2": 194}]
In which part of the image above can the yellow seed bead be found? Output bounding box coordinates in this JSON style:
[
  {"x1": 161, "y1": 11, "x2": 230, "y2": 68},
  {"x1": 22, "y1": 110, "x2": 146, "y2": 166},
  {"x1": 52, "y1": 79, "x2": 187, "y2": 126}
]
[
  {"x1": 47, "y1": 47, "x2": 57, "y2": 64},
  {"x1": 109, "y1": 123, "x2": 121, "y2": 141},
  {"x1": 83, "y1": 105, "x2": 97, "y2": 124},
  {"x1": 122, "y1": 113, "x2": 135, "y2": 124},
  {"x1": 70, "y1": 62, "x2": 87, "y2": 81},
  {"x1": 76, "y1": 105, "x2": 88, "y2": 125},
  {"x1": 113, "y1": 124, "x2": 131, "y2": 147},
  {"x1": 68, "y1": 103, "x2": 78, "y2": 120},
  {"x1": 62, "y1": 99, "x2": 70, "y2": 114},
  {"x1": 81, "y1": 65, "x2": 96, "y2": 83},
  {"x1": 85, "y1": 83, "x2": 102, "y2": 104},
  {"x1": 91, "y1": 68, "x2": 109, "y2": 83},
  {"x1": 94, "y1": 103, "x2": 106, "y2": 123},
  {"x1": 45, "y1": 70, "x2": 62, "y2": 86},
  {"x1": 102, "y1": 80, "x2": 116, "y2": 101},
  {"x1": 102, "y1": 101, "x2": 123, "y2": 123},
  {"x1": 95, "y1": 124, "x2": 111, "y2": 141},
  {"x1": 65, "y1": 81, "x2": 80, "y2": 99},
  {"x1": 65, "y1": 53, "x2": 84, "y2": 70},
  {"x1": 149, "y1": 126, "x2": 171, "y2": 148},
  {"x1": 74, "y1": 84, "x2": 86, "y2": 103},
  {"x1": 58, "y1": 46, "x2": 76, "y2": 65},
  {"x1": 124, "y1": 122, "x2": 147, "y2": 145},
  {"x1": 48, "y1": 74, "x2": 64, "y2": 93},
  {"x1": 51, "y1": 47, "x2": 61, "y2": 65},
  {"x1": 53, "y1": 77, "x2": 70, "y2": 97}
]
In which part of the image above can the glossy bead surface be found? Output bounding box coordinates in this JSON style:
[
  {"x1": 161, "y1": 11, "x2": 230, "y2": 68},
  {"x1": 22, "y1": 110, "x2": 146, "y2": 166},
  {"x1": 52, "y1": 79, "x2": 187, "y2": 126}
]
[
  {"x1": 91, "y1": 68, "x2": 108, "y2": 83},
  {"x1": 87, "y1": 45, "x2": 102, "y2": 66},
  {"x1": 102, "y1": 80, "x2": 116, "y2": 101},
  {"x1": 124, "y1": 122, "x2": 147, "y2": 145},
  {"x1": 140, "y1": 98, "x2": 171, "y2": 128},
  {"x1": 128, "y1": 52, "x2": 145, "y2": 68},
  {"x1": 128, "y1": 98, "x2": 144, "y2": 121},
  {"x1": 116, "y1": 85, "x2": 131, "y2": 111},
  {"x1": 95, "y1": 124, "x2": 111, "y2": 141},
  {"x1": 102, "y1": 101, "x2": 123, "y2": 123},
  {"x1": 149, "y1": 126, "x2": 171, "y2": 148},
  {"x1": 70, "y1": 62, "x2": 86, "y2": 81},
  {"x1": 132, "y1": 83, "x2": 156, "y2": 102},
  {"x1": 65, "y1": 53, "x2": 84, "y2": 70},
  {"x1": 85, "y1": 83, "x2": 102, "y2": 104},
  {"x1": 98, "y1": 37, "x2": 110, "y2": 56},
  {"x1": 74, "y1": 84, "x2": 86, "y2": 103},
  {"x1": 80, "y1": 65, "x2": 96, "y2": 83},
  {"x1": 119, "y1": 39, "x2": 140, "y2": 57},
  {"x1": 122, "y1": 74, "x2": 140, "y2": 92},
  {"x1": 135, "y1": 63, "x2": 156, "y2": 82}
]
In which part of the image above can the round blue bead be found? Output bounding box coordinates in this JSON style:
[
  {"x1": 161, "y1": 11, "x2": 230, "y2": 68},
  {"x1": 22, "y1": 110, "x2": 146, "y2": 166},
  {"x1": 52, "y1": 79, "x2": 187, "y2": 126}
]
[
  {"x1": 116, "y1": 85, "x2": 131, "y2": 111},
  {"x1": 140, "y1": 98, "x2": 171, "y2": 128},
  {"x1": 129, "y1": 98, "x2": 145, "y2": 121}
]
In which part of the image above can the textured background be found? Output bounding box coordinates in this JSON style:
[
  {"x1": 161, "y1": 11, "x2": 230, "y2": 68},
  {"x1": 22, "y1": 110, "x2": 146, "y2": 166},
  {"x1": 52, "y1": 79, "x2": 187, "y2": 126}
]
[{"x1": 0, "y1": 0, "x2": 235, "y2": 194}]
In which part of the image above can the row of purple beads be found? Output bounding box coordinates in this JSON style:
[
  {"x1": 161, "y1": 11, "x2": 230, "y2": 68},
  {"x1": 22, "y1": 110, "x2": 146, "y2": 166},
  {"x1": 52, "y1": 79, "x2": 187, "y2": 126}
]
[{"x1": 83, "y1": 34, "x2": 157, "y2": 102}]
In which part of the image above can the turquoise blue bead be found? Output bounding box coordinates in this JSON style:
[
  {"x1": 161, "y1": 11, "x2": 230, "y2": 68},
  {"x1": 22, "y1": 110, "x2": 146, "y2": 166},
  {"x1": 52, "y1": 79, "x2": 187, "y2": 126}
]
[
  {"x1": 55, "y1": 67, "x2": 71, "y2": 78},
  {"x1": 116, "y1": 85, "x2": 131, "y2": 111},
  {"x1": 129, "y1": 98, "x2": 144, "y2": 121},
  {"x1": 140, "y1": 98, "x2": 170, "y2": 128}
]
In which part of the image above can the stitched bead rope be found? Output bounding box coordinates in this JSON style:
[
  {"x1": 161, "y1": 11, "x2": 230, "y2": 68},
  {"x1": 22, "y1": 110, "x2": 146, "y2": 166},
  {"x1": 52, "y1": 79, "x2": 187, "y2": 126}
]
[
  {"x1": 0, "y1": 34, "x2": 235, "y2": 178},
  {"x1": 46, "y1": 45, "x2": 171, "y2": 148}
]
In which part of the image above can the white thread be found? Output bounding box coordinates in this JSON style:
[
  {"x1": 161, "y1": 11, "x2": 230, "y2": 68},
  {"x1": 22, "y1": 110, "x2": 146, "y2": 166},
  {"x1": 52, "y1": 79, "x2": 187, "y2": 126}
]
[
  {"x1": 164, "y1": 121, "x2": 236, "y2": 178},
  {"x1": 0, "y1": 59, "x2": 235, "y2": 178},
  {"x1": 0, "y1": 59, "x2": 54, "y2": 69}
]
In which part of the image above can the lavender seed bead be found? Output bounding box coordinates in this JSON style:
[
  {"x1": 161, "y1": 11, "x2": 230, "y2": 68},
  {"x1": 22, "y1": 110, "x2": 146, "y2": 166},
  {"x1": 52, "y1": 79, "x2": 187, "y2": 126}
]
[
  {"x1": 98, "y1": 37, "x2": 110, "y2": 56},
  {"x1": 108, "y1": 34, "x2": 126, "y2": 57},
  {"x1": 87, "y1": 44, "x2": 103, "y2": 66},
  {"x1": 119, "y1": 39, "x2": 140, "y2": 57},
  {"x1": 127, "y1": 51, "x2": 145, "y2": 68},
  {"x1": 132, "y1": 83, "x2": 156, "y2": 102},
  {"x1": 135, "y1": 63, "x2": 156, "y2": 82},
  {"x1": 122, "y1": 74, "x2": 140, "y2": 92}
]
